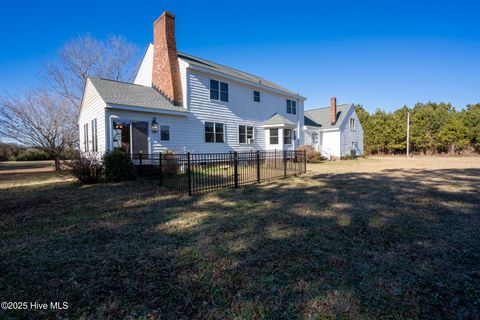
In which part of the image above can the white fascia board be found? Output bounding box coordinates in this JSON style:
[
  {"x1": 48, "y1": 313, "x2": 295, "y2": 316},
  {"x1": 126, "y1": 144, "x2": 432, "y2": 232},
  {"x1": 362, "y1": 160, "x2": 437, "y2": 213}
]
[
  {"x1": 185, "y1": 63, "x2": 307, "y2": 101},
  {"x1": 262, "y1": 124, "x2": 297, "y2": 129},
  {"x1": 106, "y1": 104, "x2": 188, "y2": 117}
]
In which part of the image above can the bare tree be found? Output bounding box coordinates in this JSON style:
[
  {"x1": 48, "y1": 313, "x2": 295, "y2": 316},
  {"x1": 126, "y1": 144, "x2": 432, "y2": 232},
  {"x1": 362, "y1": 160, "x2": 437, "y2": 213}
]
[
  {"x1": 0, "y1": 90, "x2": 77, "y2": 172},
  {"x1": 44, "y1": 34, "x2": 139, "y2": 107}
]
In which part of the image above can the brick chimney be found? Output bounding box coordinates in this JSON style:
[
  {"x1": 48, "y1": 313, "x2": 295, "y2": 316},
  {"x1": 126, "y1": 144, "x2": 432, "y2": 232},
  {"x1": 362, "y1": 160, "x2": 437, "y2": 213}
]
[
  {"x1": 152, "y1": 12, "x2": 183, "y2": 106},
  {"x1": 330, "y1": 96, "x2": 337, "y2": 124}
]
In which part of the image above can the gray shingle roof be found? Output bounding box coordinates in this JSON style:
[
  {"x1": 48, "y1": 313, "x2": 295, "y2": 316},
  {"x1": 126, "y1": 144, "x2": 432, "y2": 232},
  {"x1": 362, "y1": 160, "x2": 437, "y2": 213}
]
[
  {"x1": 177, "y1": 52, "x2": 301, "y2": 97},
  {"x1": 304, "y1": 104, "x2": 353, "y2": 129},
  {"x1": 263, "y1": 113, "x2": 296, "y2": 127},
  {"x1": 89, "y1": 77, "x2": 186, "y2": 113}
]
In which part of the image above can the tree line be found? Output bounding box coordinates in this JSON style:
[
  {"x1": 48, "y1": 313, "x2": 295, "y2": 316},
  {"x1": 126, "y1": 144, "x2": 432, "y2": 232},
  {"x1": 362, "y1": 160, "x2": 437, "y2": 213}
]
[{"x1": 355, "y1": 103, "x2": 480, "y2": 155}]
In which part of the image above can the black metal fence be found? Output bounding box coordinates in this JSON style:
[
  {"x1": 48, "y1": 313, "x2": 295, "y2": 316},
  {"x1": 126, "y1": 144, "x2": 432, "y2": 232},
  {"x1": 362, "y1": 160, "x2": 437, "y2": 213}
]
[{"x1": 131, "y1": 150, "x2": 306, "y2": 195}]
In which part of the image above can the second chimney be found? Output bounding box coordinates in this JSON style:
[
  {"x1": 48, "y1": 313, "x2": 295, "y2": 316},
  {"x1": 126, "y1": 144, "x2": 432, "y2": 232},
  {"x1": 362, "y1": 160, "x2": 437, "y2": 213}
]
[
  {"x1": 330, "y1": 96, "x2": 337, "y2": 124},
  {"x1": 152, "y1": 12, "x2": 183, "y2": 106}
]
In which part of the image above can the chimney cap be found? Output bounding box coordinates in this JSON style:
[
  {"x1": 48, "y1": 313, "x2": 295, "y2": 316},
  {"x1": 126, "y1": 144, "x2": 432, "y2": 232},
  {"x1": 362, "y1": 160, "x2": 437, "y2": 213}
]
[{"x1": 154, "y1": 11, "x2": 175, "y2": 25}]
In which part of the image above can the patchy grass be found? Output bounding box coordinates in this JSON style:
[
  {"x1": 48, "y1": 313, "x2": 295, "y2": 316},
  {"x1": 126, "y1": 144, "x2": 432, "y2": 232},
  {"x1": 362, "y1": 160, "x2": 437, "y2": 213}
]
[{"x1": 1, "y1": 157, "x2": 479, "y2": 319}]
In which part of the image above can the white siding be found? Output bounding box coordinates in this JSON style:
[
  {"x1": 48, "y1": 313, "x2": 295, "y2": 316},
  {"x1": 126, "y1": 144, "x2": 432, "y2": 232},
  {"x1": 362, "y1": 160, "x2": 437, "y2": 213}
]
[
  {"x1": 340, "y1": 107, "x2": 364, "y2": 156},
  {"x1": 133, "y1": 44, "x2": 154, "y2": 87},
  {"x1": 78, "y1": 79, "x2": 107, "y2": 153}
]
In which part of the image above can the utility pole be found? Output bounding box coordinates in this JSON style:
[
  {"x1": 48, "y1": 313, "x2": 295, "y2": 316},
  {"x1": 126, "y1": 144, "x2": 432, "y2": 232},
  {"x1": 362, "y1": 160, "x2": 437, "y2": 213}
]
[{"x1": 407, "y1": 111, "x2": 410, "y2": 158}]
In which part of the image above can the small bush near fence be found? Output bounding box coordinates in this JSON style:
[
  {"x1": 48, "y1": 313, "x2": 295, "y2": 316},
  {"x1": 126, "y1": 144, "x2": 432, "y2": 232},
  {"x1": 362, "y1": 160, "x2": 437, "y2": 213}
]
[
  {"x1": 298, "y1": 145, "x2": 322, "y2": 163},
  {"x1": 103, "y1": 150, "x2": 136, "y2": 182},
  {"x1": 63, "y1": 153, "x2": 103, "y2": 183}
]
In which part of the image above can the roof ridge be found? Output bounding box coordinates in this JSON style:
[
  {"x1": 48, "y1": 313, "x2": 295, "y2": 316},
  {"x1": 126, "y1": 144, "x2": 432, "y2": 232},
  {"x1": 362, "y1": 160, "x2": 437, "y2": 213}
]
[
  {"x1": 89, "y1": 77, "x2": 148, "y2": 88},
  {"x1": 305, "y1": 104, "x2": 352, "y2": 112},
  {"x1": 178, "y1": 51, "x2": 269, "y2": 82}
]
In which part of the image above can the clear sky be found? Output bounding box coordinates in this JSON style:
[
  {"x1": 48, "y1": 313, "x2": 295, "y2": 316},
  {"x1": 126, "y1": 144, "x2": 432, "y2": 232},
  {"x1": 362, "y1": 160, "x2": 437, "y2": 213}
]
[{"x1": 1, "y1": 0, "x2": 479, "y2": 112}]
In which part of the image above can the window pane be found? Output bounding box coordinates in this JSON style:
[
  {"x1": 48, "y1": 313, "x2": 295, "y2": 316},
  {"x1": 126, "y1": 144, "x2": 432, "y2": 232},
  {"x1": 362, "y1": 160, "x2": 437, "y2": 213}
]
[
  {"x1": 210, "y1": 80, "x2": 219, "y2": 100},
  {"x1": 220, "y1": 82, "x2": 229, "y2": 102},
  {"x1": 254, "y1": 91, "x2": 260, "y2": 102},
  {"x1": 205, "y1": 122, "x2": 214, "y2": 142},
  {"x1": 239, "y1": 125, "x2": 246, "y2": 143},
  {"x1": 215, "y1": 123, "x2": 224, "y2": 143},
  {"x1": 270, "y1": 128, "x2": 278, "y2": 145},
  {"x1": 284, "y1": 129, "x2": 292, "y2": 144},
  {"x1": 160, "y1": 126, "x2": 170, "y2": 141},
  {"x1": 292, "y1": 101, "x2": 297, "y2": 114},
  {"x1": 286, "y1": 99, "x2": 291, "y2": 114},
  {"x1": 247, "y1": 126, "x2": 253, "y2": 139}
]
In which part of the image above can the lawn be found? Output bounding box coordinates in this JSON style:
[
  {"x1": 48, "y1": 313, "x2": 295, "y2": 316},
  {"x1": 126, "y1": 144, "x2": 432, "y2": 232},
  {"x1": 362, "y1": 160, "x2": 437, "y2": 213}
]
[{"x1": 1, "y1": 157, "x2": 479, "y2": 319}]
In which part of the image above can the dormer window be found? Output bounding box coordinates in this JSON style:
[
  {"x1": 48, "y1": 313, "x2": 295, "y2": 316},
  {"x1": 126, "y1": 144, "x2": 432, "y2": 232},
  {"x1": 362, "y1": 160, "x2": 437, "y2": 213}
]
[{"x1": 350, "y1": 118, "x2": 356, "y2": 131}]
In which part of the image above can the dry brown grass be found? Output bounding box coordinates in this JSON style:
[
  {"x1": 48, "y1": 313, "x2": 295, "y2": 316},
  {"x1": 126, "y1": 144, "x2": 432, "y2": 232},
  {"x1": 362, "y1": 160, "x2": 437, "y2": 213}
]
[{"x1": 0, "y1": 157, "x2": 479, "y2": 319}]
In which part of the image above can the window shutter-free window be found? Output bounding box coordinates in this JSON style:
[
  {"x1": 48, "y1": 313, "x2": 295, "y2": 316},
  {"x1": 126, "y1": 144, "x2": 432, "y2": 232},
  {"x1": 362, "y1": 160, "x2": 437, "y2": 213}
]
[
  {"x1": 270, "y1": 128, "x2": 279, "y2": 145},
  {"x1": 215, "y1": 123, "x2": 224, "y2": 142},
  {"x1": 205, "y1": 122, "x2": 215, "y2": 142},
  {"x1": 210, "y1": 80, "x2": 219, "y2": 100},
  {"x1": 220, "y1": 82, "x2": 229, "y2": 102},
  {"x1": 284, "y1": 129, "x2": 292, "y2": 144},
  {"x1": 91, "y1": 119, "x2": 98, "y2": 152},
  {"x1": 239, "y1": 125, "x2": 254, "y2": 144},
  {"x1": 160, "y1": 126, "x2": 170, "y2": 141},
  {"x1": 205, "y1": 122, "x2": 225, "y2": 143},
  {"x1": 350, "y1": 118, "x2": 355, "y2": 131},
  {"x1": 292, "y1": 101, "x2": 297, "y2": 115},
  {"x1": 254, "y1": 91, "x2": 260, "y2": 102}
]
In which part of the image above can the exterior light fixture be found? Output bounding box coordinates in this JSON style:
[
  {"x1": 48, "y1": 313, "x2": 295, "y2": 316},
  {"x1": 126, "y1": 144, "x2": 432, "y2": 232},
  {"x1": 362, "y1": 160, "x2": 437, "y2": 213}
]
[{"x1": 151, "y1": 117, "x2": 159, "y2": 133}]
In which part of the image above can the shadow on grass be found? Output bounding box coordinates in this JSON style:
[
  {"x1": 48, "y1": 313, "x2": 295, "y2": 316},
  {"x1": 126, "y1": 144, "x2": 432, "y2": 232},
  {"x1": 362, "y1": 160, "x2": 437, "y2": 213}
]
[{"x1": 0, "y1": 167, "x2": 479, "y2": 319}]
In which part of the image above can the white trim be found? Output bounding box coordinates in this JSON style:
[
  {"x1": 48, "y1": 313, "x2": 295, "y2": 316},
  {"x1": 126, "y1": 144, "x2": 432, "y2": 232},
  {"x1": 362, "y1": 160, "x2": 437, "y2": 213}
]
[
  {"x1": 262, "y1": 123, "x2": 296, "y2": 129},
  {"x1": 106, "y1": 104, "x2": 188, "y2": 117}
]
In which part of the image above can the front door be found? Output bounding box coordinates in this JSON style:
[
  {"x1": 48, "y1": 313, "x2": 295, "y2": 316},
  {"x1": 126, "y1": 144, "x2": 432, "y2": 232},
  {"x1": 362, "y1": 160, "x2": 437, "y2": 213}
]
[{"x1": 132, "y1": 121, "x2": 149, "y2": 155}]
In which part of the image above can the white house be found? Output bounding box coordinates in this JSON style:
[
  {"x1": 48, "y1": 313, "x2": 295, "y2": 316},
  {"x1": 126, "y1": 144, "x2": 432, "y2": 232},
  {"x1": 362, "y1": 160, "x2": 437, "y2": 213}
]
[
  {"x1": 78, "y1": 12, "x2": 306, "y2": 157},
  {"x1": 78, "y1": 11, "x2": 363, "y2": 159},
  {"x1": 304, "y1": 97, "x2": 364, "y2": 158}
]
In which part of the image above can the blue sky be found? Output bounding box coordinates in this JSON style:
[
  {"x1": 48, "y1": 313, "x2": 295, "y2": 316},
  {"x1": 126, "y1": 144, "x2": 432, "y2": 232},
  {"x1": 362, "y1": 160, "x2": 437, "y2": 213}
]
[{"x1": 0, "y1": 0, "x2": 479, "y2": 112}]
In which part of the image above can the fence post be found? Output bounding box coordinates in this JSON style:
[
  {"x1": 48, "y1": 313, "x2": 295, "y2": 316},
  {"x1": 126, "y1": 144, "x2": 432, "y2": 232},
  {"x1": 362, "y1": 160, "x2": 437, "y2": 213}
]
[
  {"x1": 283, "y1": 150, "x2": 287, "y2": 178},
  {"x1": 256, "y1": 151, "x2": 260, "y2": 183},
  {"x1": 187, "y1": 152, "x2": 192, "y2": 196},
  {"x1": 159, "y1": 152, "x2": 163, "y2": 186},
  {"x1": 303, "y1": 150, "x2": 307, "y2": 173},
  {"x1": 233, "y1": 151, "x2": 239, "y2": 188},
  {"x1": 139, "y1": 151, "x2": 143, "y2": 175},
  {"x1": 274, "y1": 149, "x2": 277, "y2": 169}
]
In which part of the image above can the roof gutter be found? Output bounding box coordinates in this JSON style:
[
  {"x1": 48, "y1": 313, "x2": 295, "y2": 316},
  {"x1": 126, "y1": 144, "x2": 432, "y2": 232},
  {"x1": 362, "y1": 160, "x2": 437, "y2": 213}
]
[{"x1": 106, "y1": 103, "x2": 188, "y2": 116}]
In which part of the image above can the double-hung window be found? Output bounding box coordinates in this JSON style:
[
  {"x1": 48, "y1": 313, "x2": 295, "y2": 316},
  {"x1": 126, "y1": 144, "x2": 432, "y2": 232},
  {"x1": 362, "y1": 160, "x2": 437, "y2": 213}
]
[
  {"x1": 286, "y1": 99, "x2": 297, "y2": 114},
  {"x1": 350, "y1": 118, "x2": 356, "y2": 131},
  {"x1": 84, "y1": 123, "x2": 89, "y2": 152},
  {"x1": 239, "y1": 125, "x2": 254, "y2": 144},
  {"x1": 284, "y1": 129, "x2": 293, "y2": 145},
  {"x1": 269, "y1": 128, "x2": 279, "y2": 145},
  {"x1": 210, "y1": 79, "x2": 229, "y2": 102},
  {"x1": 205, "y1": 122, "x2": 225, "y2": 143},
  {"x1": 253, "y1": 91, "x2": 260, "y2": 102},
  {"x1": 91, "y1": 119, "x2": 98, "y2": 152},
  {"x1": 160, "y1": 126, "x2": 170, "y2": 141}
]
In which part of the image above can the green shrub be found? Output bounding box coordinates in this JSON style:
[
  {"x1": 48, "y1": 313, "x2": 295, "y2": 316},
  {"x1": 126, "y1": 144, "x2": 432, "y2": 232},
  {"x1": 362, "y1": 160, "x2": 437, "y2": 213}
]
[
  {"x1": 341, "y1": 155, "x2": 356, "y2": 160},
  {"x1": 103, "y1": 150, "x2": 136, "y2": 182},
  {"x1": 15, "y1": 149, "x2": 51, "y2": 161},
  {"x1": 64, "y1": 153, "x2": 102, "y2": 183},
  {"x1": 298, "y1": 145, "x2": 323, "y2": 163}
]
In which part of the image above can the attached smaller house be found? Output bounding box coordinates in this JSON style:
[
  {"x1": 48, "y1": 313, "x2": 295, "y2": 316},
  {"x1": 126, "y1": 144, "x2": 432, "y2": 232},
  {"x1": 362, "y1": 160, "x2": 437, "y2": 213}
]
[{"x1": 304, "y1": 97, "x2": 364, "y2": 158}]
